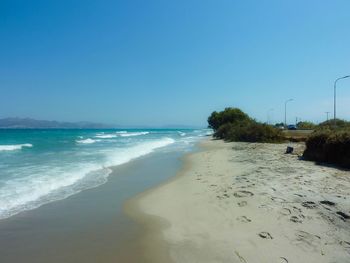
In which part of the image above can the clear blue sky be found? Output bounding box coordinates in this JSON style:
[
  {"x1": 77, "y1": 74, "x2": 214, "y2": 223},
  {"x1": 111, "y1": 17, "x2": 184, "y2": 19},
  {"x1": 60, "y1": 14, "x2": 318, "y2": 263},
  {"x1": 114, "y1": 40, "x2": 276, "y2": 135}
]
[{"x1": 1, "y1": 0, "x2": 350, "y2": 127}]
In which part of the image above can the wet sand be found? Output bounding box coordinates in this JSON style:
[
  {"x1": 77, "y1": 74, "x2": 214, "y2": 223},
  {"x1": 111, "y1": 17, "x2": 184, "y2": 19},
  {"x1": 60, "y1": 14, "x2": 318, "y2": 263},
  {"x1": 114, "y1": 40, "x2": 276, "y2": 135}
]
[
  {"x1": 128, "y1": 139, "x2": 350, "y2": 263},
  {"x1": 0, "y1": 150, "x2": 184, "y2": 263}
]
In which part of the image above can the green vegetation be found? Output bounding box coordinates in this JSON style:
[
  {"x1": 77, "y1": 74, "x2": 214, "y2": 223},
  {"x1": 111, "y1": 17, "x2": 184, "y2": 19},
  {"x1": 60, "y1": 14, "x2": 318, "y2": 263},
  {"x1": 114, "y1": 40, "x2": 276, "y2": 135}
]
[
  {"x1": 302, "y1": 119, "x2": 350, "y2": 168},
  {"x1": 316, "y1": 119, "x2": 350, "y2": 130},
  {"x1": 303, "y1": 129, "x2": 350, "y2": 168},
  {"x1": 208, "y1": 108, "x2": 252, "y2": 130},
  {"x1": 208, "y1": 108, "x2": 283, "y2": 143},
  {"x1": 208, "y1": 108, "x2": 350, "y2": 167},
  {"x1": 282, "y1": 129, "x2": 313, "y2": 142},
  {"x1": 297, "y1": 121, "x2": 316, "y2": 130}
]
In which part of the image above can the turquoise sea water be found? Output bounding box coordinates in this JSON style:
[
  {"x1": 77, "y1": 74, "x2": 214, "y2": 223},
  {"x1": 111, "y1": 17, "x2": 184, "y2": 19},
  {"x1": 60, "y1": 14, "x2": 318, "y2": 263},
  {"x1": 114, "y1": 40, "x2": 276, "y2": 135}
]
[{"x1": 0, "y1": 128, "x2": 211, "y2": 220}]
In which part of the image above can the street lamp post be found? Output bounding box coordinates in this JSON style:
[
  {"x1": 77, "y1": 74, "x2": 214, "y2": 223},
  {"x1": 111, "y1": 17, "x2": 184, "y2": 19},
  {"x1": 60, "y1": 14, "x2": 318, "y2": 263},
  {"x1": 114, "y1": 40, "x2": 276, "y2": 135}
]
[
  {"x1": 267, "y1": 108, "x2": 274, "y2": 125},
  {"x1": 284, "y1": 99, "x2": 293, "y2": 128},
  {"x1": 334, "y1": 75, "x2": 350, "y2": 127}
]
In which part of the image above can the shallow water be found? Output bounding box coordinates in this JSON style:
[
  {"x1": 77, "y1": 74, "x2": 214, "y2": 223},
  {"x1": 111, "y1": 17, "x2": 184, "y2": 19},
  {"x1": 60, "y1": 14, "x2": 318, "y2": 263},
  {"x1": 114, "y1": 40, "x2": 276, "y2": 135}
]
[
  {"x1": 0, "y1": 128, "x2": 211, "y2": 219},
  {"x1": 0, "y1": 149, "x2": 187, "y2": 263}
]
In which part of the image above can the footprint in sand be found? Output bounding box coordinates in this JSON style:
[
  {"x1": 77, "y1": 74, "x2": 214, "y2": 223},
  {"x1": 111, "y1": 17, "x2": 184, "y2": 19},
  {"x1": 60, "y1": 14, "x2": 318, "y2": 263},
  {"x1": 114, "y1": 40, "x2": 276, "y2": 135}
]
[
  {"x1": 259, "y1": 204, "x2": 273, "y2": 211},
  {"x1": 293, "y1": 230, "x2": 321, "y2": 250},
  {"x1": 279, "y1": 257, "x2": 288, "y2": 263},
  {"x1": 236, "y1": 216, "x2": 252, "y2": 223},
  {"x1": 290, "y1": 216, "x2": 302, "y2": 223},
  {"x1": 340, "y1": 240, "x2": 350, "y2": 252},
  {"x1": 238, "y1": 201, "x2": 248, "y2": 207},
  {"x1": 234, "y1": 191, "x2": 254, "y2": 198},
  {"x1": 258, "y1": 232, "x2": 273, "y2": 239},
  {"x1": 279, "y1": 208, "x2": 291, "y2": 216},
  {"x1": 271, "y1": 197, "x2": 286, "y2": 203},
  {"x1": 301, "y1": 201, "x2": 317, "y2": 209},
  {"x1": 259, "y1": 192, "x2": 269, "y2": 196},
  {"x1": 292, "y1": 206, "x2": 302, "y2": 213},
  {"x1": 320, "y1": 200, "x2": 335, "y2": 206},
  {"x1": 336, "y1": 211, "x2": 350, "y2": 221}
]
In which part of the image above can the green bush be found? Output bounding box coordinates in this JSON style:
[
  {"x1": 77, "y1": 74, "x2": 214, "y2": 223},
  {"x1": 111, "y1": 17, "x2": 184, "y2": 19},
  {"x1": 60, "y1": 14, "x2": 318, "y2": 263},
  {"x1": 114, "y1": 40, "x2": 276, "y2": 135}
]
[
  {"x1": 317, "y1": 119, "x2": 350, "y2": 130},
  {"x1": 297, "y1": 121, "x2": 316, "y2": 130},
  {"x1": 303, "y1": 130, "x2": 350, "y2": 168},
  {"x1": 209, "y1": 108, "x2": 283, "y2": 143},
  {"x1": 214, "y1": 122, "x2": 283, "y2": 143},
  {"x1": 208, "y1": 108, "x2": 251, "y2": 130}
]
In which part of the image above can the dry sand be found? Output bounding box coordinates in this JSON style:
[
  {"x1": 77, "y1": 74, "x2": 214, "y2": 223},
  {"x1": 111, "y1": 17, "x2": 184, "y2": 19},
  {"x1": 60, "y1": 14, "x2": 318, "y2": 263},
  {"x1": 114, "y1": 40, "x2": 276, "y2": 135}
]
[{"x1": 126, "y1": 139, "x2": 350, "y2": 263}]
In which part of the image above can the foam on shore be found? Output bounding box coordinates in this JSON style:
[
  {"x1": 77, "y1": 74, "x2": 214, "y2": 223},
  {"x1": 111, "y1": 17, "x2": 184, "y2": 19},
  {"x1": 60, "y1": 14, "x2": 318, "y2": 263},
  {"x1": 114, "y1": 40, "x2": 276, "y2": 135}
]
[{"x1": 0, "y1": 137, "x2": 175, "y2": 220}]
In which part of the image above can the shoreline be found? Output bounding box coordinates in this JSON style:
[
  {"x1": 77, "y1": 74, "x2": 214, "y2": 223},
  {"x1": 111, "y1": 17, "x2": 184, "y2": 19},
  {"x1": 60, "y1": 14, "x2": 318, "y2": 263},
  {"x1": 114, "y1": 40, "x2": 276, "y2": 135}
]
[
  {"x1": 126, "y1": 138, "x2": 350, "y2": 262},
  {"x1": 0, "y1": 149, "x2": 186, "y2": 263},
  {"x1": 124, "y1": 142, "x2": 200, "y2": 263}
]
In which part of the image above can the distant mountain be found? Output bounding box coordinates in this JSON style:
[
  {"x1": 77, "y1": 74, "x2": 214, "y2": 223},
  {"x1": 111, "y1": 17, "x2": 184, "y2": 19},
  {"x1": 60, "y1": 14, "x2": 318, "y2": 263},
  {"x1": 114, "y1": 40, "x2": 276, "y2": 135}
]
[{"x1": 0, "y1": 118, "x2": 113, "y2": 129}]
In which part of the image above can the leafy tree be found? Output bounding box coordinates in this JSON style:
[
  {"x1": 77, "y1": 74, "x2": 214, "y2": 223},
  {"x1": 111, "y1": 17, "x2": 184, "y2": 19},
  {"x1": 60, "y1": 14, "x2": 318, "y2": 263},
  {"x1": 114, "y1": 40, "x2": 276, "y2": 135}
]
[{"x1": 208, "y1": 108, "x2": 251, "y2": 130}]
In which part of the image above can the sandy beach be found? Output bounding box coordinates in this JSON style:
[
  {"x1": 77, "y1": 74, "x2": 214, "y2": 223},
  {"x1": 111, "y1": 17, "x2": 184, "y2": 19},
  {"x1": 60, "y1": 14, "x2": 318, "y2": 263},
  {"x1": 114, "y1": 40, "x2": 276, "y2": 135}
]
[{"x1": 127, "y1": 139, "x2": 350, "y2": 263}]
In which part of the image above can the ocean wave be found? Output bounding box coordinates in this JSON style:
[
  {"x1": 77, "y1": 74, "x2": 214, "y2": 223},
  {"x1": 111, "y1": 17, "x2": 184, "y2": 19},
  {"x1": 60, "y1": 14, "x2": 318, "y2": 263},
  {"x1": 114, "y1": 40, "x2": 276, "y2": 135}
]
[
  {"x1": 0, "y1": 165, "x2": 112, "y2": 220},
  {"x1": 76, "y1": 138, "x2": 100, "y2": 144},
  {"x1": 0, "y1": 144, "x2": 33, "y2": 151},
  {"x1": 106, "y1": 137, "x2": 175, "y2": 166},
  {"x1": 95, "y1": 134, "x2": 117, "y2": 139},
  {"x1": 0, "y1": 137, "x2": 175, "y2": 220},
  {"x1": 115, "y1": 131, "x2": 127, "y2": 134},
  {"x1": 119, "y1": 131, "x2": 149, "y2": 137}
]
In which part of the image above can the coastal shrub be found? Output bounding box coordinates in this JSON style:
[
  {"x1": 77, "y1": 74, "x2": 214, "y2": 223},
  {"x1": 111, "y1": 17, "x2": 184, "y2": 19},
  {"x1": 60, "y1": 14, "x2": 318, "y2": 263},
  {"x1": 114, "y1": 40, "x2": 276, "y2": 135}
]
[
  {"x1": 208, "y1": 108, "x2": 251, "y2": 130},
  {"x1": 215, "y1": 122, "x2": 283, "y2": 143},
  {"x1": 303, "y1": 130, "x2": 350, "y2": 168},
  {"x1": 317, "y1": 119, "x2": 350, "y2": 130},
  {"x1": 209, "y1": 108, "x2": 283, "y2": 143},
  {"x1": 297, "y1": 121, "x2": 316, "y2": 130}
]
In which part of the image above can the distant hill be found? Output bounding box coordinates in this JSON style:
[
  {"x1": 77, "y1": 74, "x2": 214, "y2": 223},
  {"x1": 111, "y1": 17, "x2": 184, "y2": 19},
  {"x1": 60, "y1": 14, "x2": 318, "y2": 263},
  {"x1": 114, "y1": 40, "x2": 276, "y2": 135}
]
[{"x1": 0, "y1": 118, "x2": 113, "y2": 129}]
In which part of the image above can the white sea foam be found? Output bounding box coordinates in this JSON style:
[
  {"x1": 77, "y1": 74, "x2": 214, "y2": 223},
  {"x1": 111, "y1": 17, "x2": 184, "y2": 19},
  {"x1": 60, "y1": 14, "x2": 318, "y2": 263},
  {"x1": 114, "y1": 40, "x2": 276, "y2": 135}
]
[
  {"x1": 0, "y1": 137, "x2": 175, "y2": 220},
  {"x1": 115, "y1": 131, "x2": 127, "y2": 134},
  {"x1": 0, "y1": 144, "x2": 33, "y2": 151},
  {"x1": 76, "y1": 138, "x2": 99, "y2": 144},
  {"x1": 119, "y1": 131, "x2": 149, "y2": 137},
  {"x1": 95, "y1": 134, "x2": 117, "y2": 139},
  {"x1": 178, "y1": 132, "x2": 186, "y2": 136},
  {"x1": 0, "y1": 164, "x2": 111, "y2": 219},
  {"x1": 205, "y1": 131, "x2": 214, "y2": 136},
  {"x1": 105, "y1": 137, "x2": 175, "y2": 166}
]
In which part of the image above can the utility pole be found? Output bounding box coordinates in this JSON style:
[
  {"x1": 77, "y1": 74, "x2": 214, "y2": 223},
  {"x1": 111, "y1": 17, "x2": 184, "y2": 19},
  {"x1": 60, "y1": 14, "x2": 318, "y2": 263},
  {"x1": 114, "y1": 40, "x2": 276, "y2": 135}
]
[
  {"x1": 284, "y1": 99, "x2": 293, "y2": 128},
  {"x1": 325, "y1": 111, "x2": 330, "y2": 122},
  {"x1": 267, "y1": 108, "x2": 274, "y2": 125},
  {"x1": 334, "y1": 75, "x2": 350, "y2": 127}
]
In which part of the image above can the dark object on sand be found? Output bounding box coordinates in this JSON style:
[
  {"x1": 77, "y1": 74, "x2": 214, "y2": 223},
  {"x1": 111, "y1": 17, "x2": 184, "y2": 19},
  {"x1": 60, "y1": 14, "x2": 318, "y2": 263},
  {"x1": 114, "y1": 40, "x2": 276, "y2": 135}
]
[{"x1": 285, "y1": 146, "x2": 294, "y2": 154}]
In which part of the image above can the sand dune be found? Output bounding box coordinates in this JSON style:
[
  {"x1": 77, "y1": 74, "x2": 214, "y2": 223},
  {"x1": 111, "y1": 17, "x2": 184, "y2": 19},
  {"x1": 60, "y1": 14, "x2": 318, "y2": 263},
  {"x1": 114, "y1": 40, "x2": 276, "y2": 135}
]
[{"x1": 129, "y1": 139, "x2": 350, "y2": 263}]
